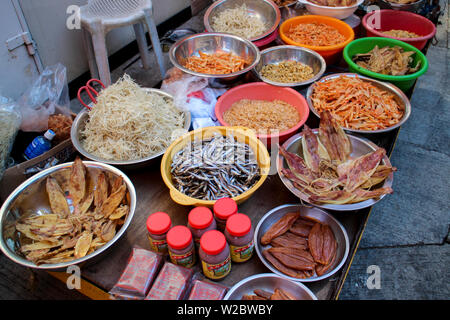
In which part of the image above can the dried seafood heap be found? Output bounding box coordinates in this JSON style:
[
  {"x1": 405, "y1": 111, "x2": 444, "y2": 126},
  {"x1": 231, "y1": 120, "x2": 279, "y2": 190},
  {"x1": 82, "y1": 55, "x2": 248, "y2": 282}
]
[
  {"x1": 280, "y1": 111, "x2": 395, "y2": 204},
  {"x1": 242, "y1": 288, "x2": 298, "y2": 300},
  {"x1": 15, "y1": 158, "x2": 129, "y2": 265},
  {"x1": 308, "y1": 0, "x2": 357, "y2": 6},
  {"x1": 352, "y1": 45, "x2": 421, "y2": 76},
  {"x1": 261, "y1": 212, "x2": 337, "y2": 279},
  {"x1": 171, "y1": 134, "x2": 260, "y2": 201}
]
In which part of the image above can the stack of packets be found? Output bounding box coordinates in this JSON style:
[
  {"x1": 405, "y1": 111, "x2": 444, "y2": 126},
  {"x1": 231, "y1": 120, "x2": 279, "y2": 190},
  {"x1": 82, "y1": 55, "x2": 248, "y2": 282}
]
[{"x1": 109, "y1": 247, "x2": 228, "y2": 300}]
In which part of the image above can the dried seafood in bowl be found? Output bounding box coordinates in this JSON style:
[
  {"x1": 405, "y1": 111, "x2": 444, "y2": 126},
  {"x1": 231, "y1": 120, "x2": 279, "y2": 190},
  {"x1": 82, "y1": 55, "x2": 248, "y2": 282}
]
[
  {"x1": 260, "y1": 213, "x2": 337, "y2": 279},
  {"x1": 352, "y1": 45, "x2": 421, "y2": 76},
  {"x1": 242, "y1": 288, "x2": 297, "y2": 300},
  {"x1": 13, "y1": 157, "x2": 130, "y2": 265},
  {"x1": 171, "y1": 134, "x2": 260, "y2": 201},
  {"x1": 279, "y1": 111, "x2": 395, "y2": 205},
  {"x1": 307, "y1": 0, "x2": 357, "y2": 6},
  {"x1": 382, "y1": 30, "x2": 420, "y2": 39}
]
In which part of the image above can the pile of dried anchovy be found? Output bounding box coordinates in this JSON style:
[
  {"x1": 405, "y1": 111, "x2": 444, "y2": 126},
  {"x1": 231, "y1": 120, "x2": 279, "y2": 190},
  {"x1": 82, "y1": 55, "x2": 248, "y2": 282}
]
[{"x1": 171, "y1": 134, "x2": 260, "y2": 200}]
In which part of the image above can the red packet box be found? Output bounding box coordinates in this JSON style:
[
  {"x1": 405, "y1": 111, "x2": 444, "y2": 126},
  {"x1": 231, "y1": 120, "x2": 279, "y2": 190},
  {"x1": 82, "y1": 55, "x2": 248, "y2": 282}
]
[{"x1": 145, "y1": 262, "x2": 194, "y2": 300}]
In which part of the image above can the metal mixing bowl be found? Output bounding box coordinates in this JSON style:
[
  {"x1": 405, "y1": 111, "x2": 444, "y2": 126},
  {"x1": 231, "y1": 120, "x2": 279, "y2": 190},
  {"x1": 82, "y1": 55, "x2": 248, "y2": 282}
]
[
  {"x1": 306, "y1": 73, "x2": 411, "y2": 134},
  {"x1": 277, "y1": 130, "x2": 394, "y2": 211},
  {"x1": 254, "y1": 204, "x2": 349, "y2": 282},
  {"x1": 0, "y1": 161, "x2": 136, "y2": 270},
  {"x1": 169, "y1": 32, "x2": 260, "y2": 81},
  {"x1": 380, "y1": 0, "x2": 424, "y2": 12},
  {"x1": 253, "y1": 45, "x2": 326, "y2": 87},
  {"x1": 204, "y1": 0, "x2": 281, "y2": 42},
  {"x1": 71, "y1": 88, "x2": 191, "y2": 170},
  {"x1": 224, "y1": 273, "x2": 318, "y2": 299}
]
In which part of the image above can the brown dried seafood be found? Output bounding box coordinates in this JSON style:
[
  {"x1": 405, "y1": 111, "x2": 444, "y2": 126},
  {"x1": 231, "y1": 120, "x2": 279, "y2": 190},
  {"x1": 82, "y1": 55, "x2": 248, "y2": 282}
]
[
  {"x1": 352, "y1": 45, "x2": 421, "y2": 76},
  {"x1": 14, "y1": 157, "x2": 129, "y2": 265},
  {"x1": 261, "y1": 213, "x2": 337, "y2": 279},
  {"x1": 242, "y1": 288, "x2": 297, "y2": 300},
  {"x1": 280, "y1": 111, "x2": 395, "y2": 205}
]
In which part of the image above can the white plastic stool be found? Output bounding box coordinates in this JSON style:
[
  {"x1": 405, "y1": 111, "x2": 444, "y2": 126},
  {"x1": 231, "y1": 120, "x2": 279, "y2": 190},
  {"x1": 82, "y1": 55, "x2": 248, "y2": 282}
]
[{"x1": 80, "y1": 0, "x2": 166, "y2": 86}]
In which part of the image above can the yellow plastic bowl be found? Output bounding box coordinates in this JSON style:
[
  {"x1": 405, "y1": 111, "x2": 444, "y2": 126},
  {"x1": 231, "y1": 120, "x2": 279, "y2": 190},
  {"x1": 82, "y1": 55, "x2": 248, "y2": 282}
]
[{"x1": 161, "y1": 126, "x2": 271, "y2": 207}]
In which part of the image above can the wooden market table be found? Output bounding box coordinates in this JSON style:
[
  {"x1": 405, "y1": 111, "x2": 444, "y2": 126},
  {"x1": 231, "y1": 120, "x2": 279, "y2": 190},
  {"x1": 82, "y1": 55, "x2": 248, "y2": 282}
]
[{"x1": 46, "y1": 6, "x2": 436, "y2": 300}]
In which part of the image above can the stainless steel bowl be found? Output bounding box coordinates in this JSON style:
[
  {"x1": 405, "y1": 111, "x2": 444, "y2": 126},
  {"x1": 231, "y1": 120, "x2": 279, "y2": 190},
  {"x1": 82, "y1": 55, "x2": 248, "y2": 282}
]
[
  {"x1": 71, "y1": 88, "x2": 191, "y2": 170},
  {"x1": 254, "y1": 204, "x2": 349, "y2": 282},
  {"x1": 0, "y1": 161, "x2": 136, "y2": 270},
  {"x1": 204, "y1": 0, "x2": 281, "y2": 42},
  {"x1": 224, "y1": 273, "x2": 318, "y2": 299},
  {"x1": 306, "y1": 73, "x2": 411, "y2": 134},
  {"x1": 277, "y1": 130, "x2": 394, "y2": 211},
  {"x1": 253, "y1": 45, "x2": 326, "y2": 87},
  {"x1": 380, "y1": 0, "x2": 424, "y2": 12},
  {"x1": 169, "y1": 32, "x2": 260, "y2": 81}
]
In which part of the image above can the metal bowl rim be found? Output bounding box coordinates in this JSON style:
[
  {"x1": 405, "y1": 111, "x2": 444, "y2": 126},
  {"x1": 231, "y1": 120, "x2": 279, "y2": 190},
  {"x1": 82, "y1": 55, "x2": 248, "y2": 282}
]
[
  {"x1": 224, "y1": 272, "x2": 319, "y2": 299},
  {"x1": 276, "y1": 129, "x2": 394, "y2": 211},
  {"x1": 306, "y1": 73, "x2": 411, "y2": 134},
  {"x1": 203, "y1": 0, "x2": 282, "y2": 42},
  {"x1": 168, "y1": 32, "x2": 261, "y2": 79},
  {"x1": 70, "y1": 88, "x2": 191, "y2": 166},
  {"x1": 0, "y1": 161, "x2": 137, "y2": 270},
  {"x1": 253, "y1": 204, "x2": 350, "y2": 282},
  {"x1": 299, "y1": 0, "x2": 364, "y2": 9},
  {"x1": 253, "y1": 45, "x2": 327, "y2": 87}
]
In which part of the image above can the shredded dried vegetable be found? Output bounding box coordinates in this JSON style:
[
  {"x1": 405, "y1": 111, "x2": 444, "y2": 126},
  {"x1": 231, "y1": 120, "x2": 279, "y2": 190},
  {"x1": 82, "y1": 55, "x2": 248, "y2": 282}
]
[
  {"x1": 285, "y1": 23, "x2": 346, "y2": 46},
  {"x1": 183, "y1": 51, "x2": 246, "y2": 75}
]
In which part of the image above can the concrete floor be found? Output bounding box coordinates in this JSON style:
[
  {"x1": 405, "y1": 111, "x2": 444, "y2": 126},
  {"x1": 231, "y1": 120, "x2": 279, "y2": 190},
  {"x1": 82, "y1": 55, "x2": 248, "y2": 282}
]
[{"x1": 0, "y1": 6, "x2": 448, "y2": 300}]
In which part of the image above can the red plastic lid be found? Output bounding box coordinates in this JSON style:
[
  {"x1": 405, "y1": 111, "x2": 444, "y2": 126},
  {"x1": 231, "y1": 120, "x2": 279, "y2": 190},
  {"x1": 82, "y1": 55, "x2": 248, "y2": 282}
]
[
  {"x1": 188, "y1": 207, "x2": 214, "y2": 229},
  {"x1": 167, "y1": 225, "x2": 193, "y2": 250},
  {"x1": 213, "y1": 197, "x2": 238, "y2": 220},
  {"x1": 226, "y1": 213, "x2": 252, "y2": 237},
  {"x1": 146, "y1": 212, "x2": 171, "y2": 235},
  {"x1": 200, "y1": 230, "x2": 227, "y2": 256}
]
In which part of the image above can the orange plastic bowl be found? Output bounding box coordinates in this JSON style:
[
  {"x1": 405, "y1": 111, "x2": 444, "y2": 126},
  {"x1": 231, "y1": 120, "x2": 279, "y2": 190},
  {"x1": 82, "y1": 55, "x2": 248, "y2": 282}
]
[
  {"x1": 215, "y1": 83, "x2": 310, "y2": 146},
  {"x1": 279, "y1": 15, "x2": 355, "y2": 64}
]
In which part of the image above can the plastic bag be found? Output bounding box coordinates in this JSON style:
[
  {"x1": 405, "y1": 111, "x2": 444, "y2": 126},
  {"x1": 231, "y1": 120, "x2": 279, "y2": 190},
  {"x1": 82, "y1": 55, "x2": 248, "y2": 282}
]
[
  {"x1": 0, "y1": 96, "x2": 22, "y2": 181},
  {"x1": 160, "y1": 67, "x2": 226, "y2": 130},
  {"x1": 17, "y1": 63, "x2": 71, "y2": 132}
]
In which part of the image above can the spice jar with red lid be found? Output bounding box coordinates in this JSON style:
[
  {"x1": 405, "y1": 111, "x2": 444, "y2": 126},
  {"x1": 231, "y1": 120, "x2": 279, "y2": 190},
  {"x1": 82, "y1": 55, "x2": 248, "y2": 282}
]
[
  {"x1": 146, "y1": 212, "x2": 172, "y2": 254},
  {"x1": 199, "y1": 230, "x2": 231, "y2": 280},
  {"x1": 213, "y1": 197, "x2": 238, "y2": 231},
  {"x1": 167, "y1": 225, "x2": 196, "y2": 268},
  {"x1": 188, "y1": 207, "x2": 217, "y2": 249},
  {"x1": 224, "y1": 213, "x2": 254, "y2": 263}
]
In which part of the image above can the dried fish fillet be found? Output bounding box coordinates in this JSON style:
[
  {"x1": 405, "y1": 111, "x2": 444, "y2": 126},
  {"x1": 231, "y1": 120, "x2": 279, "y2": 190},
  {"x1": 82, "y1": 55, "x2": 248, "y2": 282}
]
[
  {"x1": 99, "y1": 184, "x2": 126, "y2": 218},
  {"x1": 94, "y1": 172, "x2": 108, "y2": 208},
  {"x1": 289, "y1": 217, "x2": 315, "y2": 238},
  {"x1": 261, "y1": 212, "x2": 300, "y2": 245},
  {"x1": 308, "y1": 223, "x2": 324, "y2": 264},
  {"x1": 46, "y1": 177, "x2": 70, "y2": 218},
  {"x1": 262, "y1": 249, "x2": 307, "y2": 279},
  {"x1": 74, "y1": 232, "x2": 93, "y2": 258},
  {"x1": 69, "y1": 157, "x2": 86, "y2": 207},
  {"x1": 270, "y1": 231, "x2": 307, "y2": 249}
]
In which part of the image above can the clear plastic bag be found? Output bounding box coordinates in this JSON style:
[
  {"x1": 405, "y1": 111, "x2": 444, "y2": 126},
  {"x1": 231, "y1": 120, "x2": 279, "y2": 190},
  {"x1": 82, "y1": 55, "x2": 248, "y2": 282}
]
[
  {"x1": 17, "y1": 63, "x2": 71, "y2": 132},
  {"x1": 0, "y1": 96, "x2": 22, "y2": 180},
  {"x1": 160, "y1": 67, "x2": 226, "y2": 130}
]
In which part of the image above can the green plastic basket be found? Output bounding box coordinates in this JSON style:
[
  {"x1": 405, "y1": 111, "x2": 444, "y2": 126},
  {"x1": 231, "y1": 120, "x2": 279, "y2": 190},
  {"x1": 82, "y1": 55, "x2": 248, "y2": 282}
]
[{"x1": 343, "y1": 37, "x2": 428, "y2": 92}]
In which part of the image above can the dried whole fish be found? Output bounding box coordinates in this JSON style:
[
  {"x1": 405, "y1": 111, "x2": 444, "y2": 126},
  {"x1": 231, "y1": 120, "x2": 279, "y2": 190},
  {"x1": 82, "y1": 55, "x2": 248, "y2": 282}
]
[
  {"x1": 281, "y1": 112, "x2": 395, "y2": 204},
  {"x1": 171, "y1": 134, "x2": 260, "y2": 201},
  {"x1": 14, "y1": 158, "x2": 129, "y2": 265}
]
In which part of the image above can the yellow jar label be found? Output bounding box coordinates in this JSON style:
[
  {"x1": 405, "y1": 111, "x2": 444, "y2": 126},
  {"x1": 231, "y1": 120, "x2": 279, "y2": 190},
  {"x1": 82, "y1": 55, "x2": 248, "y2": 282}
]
[
  {"x1": 201, "y1": 255, "x2": 231, "y2": 280},
  {"x1": 230, "y1": 240, "x2": 254, "y2": 263},
  {"x1": 169, "y1": 249, "x2": 196, "y2": 268},
  {"x1": 148, "y1": 235, "x2": 168, "y2": 254}
]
